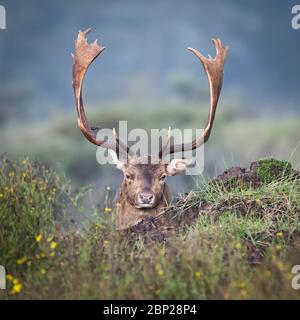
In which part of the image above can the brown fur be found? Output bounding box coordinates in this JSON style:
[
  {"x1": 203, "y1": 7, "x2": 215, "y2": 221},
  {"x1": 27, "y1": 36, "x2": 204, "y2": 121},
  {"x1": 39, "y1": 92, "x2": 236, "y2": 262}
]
[{"x1": 116, "y1": 156, "x2": 170, "y2": 230}]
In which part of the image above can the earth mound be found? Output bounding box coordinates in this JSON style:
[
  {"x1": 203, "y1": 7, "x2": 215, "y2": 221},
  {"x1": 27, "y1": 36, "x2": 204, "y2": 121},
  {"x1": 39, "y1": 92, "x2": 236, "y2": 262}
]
[{"x1": 124, "y1": 158, "x2": 297, "y2": 244}]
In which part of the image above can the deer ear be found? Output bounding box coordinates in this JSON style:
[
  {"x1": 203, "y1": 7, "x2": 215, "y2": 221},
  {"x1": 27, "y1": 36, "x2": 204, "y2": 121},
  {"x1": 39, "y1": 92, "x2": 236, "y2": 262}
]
[
  {"x1": 166, "y1": 158, "x2": 195, "y2": 176},
  {"x1": 108, "y1": 150, "x2": 125, "y2": 171}
]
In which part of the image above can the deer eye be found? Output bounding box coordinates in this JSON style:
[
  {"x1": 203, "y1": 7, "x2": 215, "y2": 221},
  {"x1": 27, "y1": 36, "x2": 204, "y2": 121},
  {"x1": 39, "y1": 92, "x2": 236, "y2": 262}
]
[
  {"x1": 125, "y1": 173, "x2": 133, "y2": 180},
  {"x1": 159, "y1": 174, "x2": 167, "y2": 181}
]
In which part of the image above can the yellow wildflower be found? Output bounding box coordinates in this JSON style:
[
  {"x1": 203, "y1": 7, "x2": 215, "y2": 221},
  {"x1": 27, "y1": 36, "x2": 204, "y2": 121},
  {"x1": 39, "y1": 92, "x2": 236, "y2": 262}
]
[
  {"x1": 11, "y1": 283, "x2": 22, "y2": 295},
  {"x1": 6, "y1": 274, "x2": 14, "y2": 281},
  {"x1": 195, "y1": 271, "x2": 203, "y2": 280},
  {"x1": 276, "y1": 231, "x2": 283, "y2": 238},
  {"x1": 235, "y1": 242, "x2": 242, "y2": 250},
  {"x1": 104, "y1": 207, "x2": 112, "y2": 213},
  {"x1": 16, "y1": 256, "x2": 27, "y2": 265},
  {"x1": 103, "y1": 240, "x2": 110, "y2": 247},
  {"x1": 50, "y1": 252, "x2": 55, "y2": 257},
  {"x1": 35, "y1": 234, "x2": 42, "y2": 242},
  {"x1": 255, "y1": 198, "x2": 262, "y2": 205},
  {"x1": 0, "y1": 193, "x2": 3, "y2": 198},
  {"x1": 50, "y1": 241, "x2": 57, "y2": 250}
]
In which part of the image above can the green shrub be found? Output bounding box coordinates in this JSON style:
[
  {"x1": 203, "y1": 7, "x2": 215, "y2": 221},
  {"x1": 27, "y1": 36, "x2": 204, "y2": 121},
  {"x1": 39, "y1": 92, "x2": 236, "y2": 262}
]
[{"x1": 0, "y1": 158, "x2": 62, "y2": 266}]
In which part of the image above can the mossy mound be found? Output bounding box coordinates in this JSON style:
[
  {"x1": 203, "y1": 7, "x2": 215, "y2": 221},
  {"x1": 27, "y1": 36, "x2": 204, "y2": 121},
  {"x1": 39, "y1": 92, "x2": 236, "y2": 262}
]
[
  {"x1": 254, "y1": 158, "x2": 292, "y2": 183},
  {"x1": 211, "y1": 158, "x2": 294, "y2": 189}
]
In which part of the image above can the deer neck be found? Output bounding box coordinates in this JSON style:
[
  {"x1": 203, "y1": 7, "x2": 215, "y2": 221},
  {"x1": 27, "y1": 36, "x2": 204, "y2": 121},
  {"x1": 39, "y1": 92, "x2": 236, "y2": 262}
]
[{"x1": 116, "y1": 184, "x2": 170, "y2": 230}]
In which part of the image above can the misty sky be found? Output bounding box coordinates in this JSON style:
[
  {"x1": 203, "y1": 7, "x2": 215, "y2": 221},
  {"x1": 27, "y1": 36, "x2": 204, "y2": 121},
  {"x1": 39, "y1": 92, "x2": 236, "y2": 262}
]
[{"x1": 0, "y1": 0, "x2": 299, "y2": 118}]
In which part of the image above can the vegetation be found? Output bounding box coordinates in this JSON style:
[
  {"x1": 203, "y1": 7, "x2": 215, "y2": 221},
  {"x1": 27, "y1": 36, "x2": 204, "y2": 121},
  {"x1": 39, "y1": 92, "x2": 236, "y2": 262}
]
[
  {"x1": 255, "y1": 158, "x2": 292, "y2": 183},
  {"x1": 1, "y1": 157, "x2": 300, "y2": 299}
]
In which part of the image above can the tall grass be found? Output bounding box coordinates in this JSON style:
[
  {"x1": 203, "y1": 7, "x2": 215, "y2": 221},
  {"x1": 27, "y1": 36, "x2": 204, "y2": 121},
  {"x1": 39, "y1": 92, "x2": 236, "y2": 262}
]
[{"x1": 1, "y1": 157, "x2": 300, "y2": 299}]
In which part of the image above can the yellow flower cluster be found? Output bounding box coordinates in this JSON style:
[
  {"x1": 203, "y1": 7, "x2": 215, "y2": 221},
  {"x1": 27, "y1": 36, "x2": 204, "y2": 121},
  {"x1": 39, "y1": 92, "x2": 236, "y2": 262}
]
[
  {"x1": 36, "y1": 234, "x2": 58, "y2": 251},
  {"x1": 6, "y1": 274, "x2": 22, "y2": 295},
  {"x1": 0, "y1": 186, "x2": 15, "y2": 199}
]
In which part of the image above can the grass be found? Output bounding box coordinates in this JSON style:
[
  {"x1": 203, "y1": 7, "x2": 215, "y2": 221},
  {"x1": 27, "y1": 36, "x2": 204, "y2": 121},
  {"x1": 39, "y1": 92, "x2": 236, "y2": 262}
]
[{"x1": 0, "y1": 157, "x2": 300, "y2": 299}]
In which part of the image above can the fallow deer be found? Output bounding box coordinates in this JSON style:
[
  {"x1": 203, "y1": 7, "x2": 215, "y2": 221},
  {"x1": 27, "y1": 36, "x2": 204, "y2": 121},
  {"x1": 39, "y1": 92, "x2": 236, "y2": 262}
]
[{"x1": 72, "y1": 29, "x2": 228, "y2": 229}]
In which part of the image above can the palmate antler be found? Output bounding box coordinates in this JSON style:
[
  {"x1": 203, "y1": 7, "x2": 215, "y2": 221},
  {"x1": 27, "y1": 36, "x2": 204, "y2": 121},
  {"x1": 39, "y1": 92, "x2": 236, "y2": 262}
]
[
  {"x1": 159, "y1": 38, "x2": 228, "y2": 158},
  {"x1": 72, "y1": 28, "x2": 132, "y2": 157},
  {"x1": 72, "y1": 29, "x2": 228, "y2": 161}
]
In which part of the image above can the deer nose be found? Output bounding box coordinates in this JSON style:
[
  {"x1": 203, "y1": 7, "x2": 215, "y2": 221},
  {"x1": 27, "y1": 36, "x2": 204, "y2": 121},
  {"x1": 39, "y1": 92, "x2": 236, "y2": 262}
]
[{"x1": 138, "y1": 192, "x2": 154, "y2": 204}]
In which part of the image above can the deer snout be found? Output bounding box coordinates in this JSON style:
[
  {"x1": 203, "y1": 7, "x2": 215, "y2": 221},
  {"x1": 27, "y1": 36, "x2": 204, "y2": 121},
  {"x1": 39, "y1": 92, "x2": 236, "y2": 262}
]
[{"x1": 138, "y1": 192, "x2": 155, "y2": 206}]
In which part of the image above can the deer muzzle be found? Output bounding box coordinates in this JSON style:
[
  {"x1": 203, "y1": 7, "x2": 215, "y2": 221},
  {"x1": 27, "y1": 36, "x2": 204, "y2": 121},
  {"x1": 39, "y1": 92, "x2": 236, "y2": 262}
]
[{"x1": 136, "y1": 192, "x2": 155, "y2": 208}]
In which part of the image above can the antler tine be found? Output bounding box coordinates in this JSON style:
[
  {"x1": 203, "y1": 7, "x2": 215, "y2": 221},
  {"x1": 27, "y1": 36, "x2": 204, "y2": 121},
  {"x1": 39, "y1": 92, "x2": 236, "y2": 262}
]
[
  {"x1": 162, "y1": 38, "x2": 228, "y2": 156},
  {"x1": 72, "y1": 28, "x2": 131, "y2": 157},
  {"x1": 159, "y1": 126, "x2": 171, "y2": 159}
]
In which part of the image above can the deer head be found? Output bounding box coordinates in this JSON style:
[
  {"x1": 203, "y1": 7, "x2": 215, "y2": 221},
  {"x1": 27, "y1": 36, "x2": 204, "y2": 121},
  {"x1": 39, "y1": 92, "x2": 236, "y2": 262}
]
[{"x1": 72, "y1": 29, "x2": 228, "y2": 229}]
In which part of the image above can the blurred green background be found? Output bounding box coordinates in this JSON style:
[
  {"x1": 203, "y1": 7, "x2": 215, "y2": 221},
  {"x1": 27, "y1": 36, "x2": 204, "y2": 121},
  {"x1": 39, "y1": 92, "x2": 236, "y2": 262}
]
[{"x1": 0, "y1": 0, "x2": 299, "y2": 198}]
